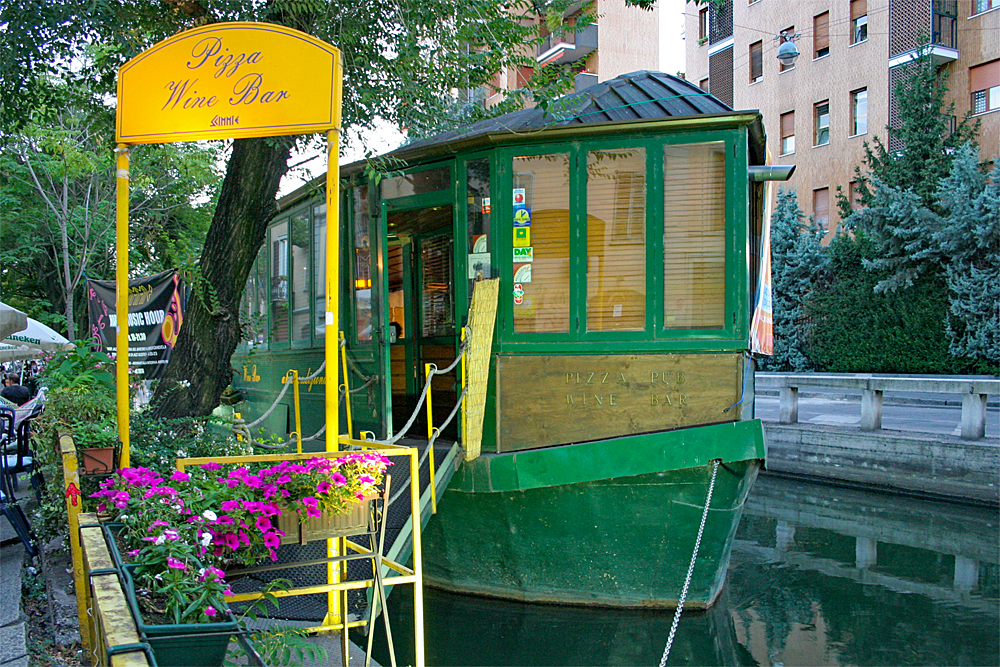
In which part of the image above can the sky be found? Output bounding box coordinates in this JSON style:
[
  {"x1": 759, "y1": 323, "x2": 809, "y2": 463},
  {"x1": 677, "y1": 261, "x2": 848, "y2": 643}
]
[{"x1": 279, "y1": 0, "x2": 689, "y2": 195}]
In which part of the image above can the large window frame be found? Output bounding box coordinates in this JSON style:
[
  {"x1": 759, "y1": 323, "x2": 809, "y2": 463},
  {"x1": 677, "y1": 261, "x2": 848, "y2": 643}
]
[{"x1": 496, "y1": 128, "x2": 747, "y2": 352}]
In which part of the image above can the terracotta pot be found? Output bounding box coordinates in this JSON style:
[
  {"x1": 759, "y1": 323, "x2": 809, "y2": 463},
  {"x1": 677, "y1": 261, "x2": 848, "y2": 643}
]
[{"x1": 78, "y1": 446, "x2": 117, "y2": 475}]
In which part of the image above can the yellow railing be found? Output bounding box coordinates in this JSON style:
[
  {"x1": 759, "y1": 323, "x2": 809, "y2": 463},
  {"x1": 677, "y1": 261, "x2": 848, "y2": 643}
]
[{"x1": 177, "y1": 439, "x2": 425, "y2": 667}]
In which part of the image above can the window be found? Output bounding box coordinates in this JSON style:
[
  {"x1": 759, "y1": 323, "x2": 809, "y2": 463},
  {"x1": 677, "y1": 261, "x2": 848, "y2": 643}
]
[
  {"x1": 466, "y1": 159, "x2": 491, "y2": 308},
  {"x1": 848, "y1": 181, "x2": 862, "y2": 210},
  {"x1": 312, "y1": 203, "x2": 327, "y2": 341},
  {"x1": 749, "y1": 41, "x2": 763, "y2": 82},
  {"x1": 850, "y1": 0, "x2": 867, "y2": 44},
  {"x1": 351, "y1": 190, "x2": 373, "y2": 342},
  {"x1": 270, "y1": 221, "x2": 289, "y2": 343},
  {"x1": 813, "y1": 12, "x2": 830, "y2": 58},
  {"x1": 813, "y1": 188, "x2": 830, "y2": 229},
  {"x1": 698, "y1": 8, "x2": 709, "y2": 41},
  {"x1": 587, "y1": 148, "x2": 646, "y2": 332},
  {"x1": 779, "y1": 27, "x2": 795, "y2": 72},
  {"x1": 851, "y1": 88, "x2": 868, "y2": 135},
  {"x1": 513, "y1": 153, "x2": 571, "y2": 333},
  {"x1": 970, "y1": 60, "x2": 1000, "y2": 114},
  {"x1": 290, "y1": 213, "x2": 310, "y2": 342},
  {"x1": 663, "y1": 142, "x2": 727, "y2": 330},
  {"x1": 814, "y1": 101, "x2": 830, "y2": 146},
  {"x1": 699, "y1": 78, "x2": 710, "y2": 92},
  {"x1": 780, "y1": 111, "x2": 795, "y2": 155},
  {"x1": 973, "y1": 0, "x2": 998, "y2": 14}
]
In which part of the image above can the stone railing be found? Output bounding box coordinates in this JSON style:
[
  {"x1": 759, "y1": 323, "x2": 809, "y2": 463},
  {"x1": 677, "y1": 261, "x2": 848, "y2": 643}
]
[{"x1": 756, "y1": 374, "x2": 999, "y2": 440}]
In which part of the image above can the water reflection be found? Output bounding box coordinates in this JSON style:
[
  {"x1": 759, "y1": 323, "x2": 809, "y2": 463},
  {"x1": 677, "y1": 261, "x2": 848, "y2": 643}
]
[{"x1": 370, "y1": 475, "x2": 999, "y2": 666}]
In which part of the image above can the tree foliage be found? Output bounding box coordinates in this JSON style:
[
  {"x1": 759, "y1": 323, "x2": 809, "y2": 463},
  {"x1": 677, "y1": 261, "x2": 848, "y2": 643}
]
[{"x1": 759, "y1": 189, "x2": 827, "y2": 371}]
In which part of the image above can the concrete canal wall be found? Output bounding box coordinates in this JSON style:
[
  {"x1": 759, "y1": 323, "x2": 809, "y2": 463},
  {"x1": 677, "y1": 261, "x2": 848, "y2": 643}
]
[{"x1": 755, "y1": 373, "x2": 1000, "y2": 506}]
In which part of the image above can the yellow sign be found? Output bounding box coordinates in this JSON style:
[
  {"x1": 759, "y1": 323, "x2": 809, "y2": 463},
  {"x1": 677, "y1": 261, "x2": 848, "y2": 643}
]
[
  {"x1": 116, "y1": 22, "x2": 342, "y2": 144},
  {"x1": 513, "y1": 227, "x2": 531, "y2": 247}
]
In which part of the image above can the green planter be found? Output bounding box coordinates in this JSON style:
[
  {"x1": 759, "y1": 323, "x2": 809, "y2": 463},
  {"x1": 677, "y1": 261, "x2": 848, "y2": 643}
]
[
  {"x1": 102, "y1": 522, "x2": 128, "y2": 569},
  {"x1": 120, "y1": 563, "x2": 239, "y2": 667}
]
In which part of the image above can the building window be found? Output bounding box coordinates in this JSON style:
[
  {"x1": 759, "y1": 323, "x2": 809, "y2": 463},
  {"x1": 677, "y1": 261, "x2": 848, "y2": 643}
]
[
  {"x1": 699, "y1": 78, "x2": 710, "y2": 92},
  {"x1": 973, "y1": 0, "x2": 998, "y2": 14},
  {"x1": 749, "y1": 41, "x2": 763, "y2": 82},
  {"x1": 848, "y1": 181, "x2": 862, "y2": 210},
  {"x1": 813, "y1": 12, "x2": 830, "y2": 58},
  {"x1": 851, "y1": 0, "x2": 868, "y2": 44},
  {"x1": 813, "y1": 188, "x2": 830, "y2": 229},
  {"x1": 814, "y1": 101, "x2": 830, "y2": 146},
  {"x1": 780, "y1": 111, "x2": 795, "y2": 155},
  {"x1": 970, "y1": 60, "x2": 1000, "y2": 114},
  {"x1": 698, "y1": 8, "x2": 709, "y2": 41},
  {"x1": 779, "y1": 27, "x2": 795, "y2": 72},
  {"x1": 851, "y1": 88, "x2": 868, "y2": 135}
]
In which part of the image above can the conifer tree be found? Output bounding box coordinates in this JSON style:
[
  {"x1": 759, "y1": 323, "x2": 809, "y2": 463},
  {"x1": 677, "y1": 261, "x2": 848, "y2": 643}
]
[
  {"x1": 933, "y1": 145, "x2": 1000, "y2": 364},
  {"x1": 760, "y1": 189, "x2": 828, "y2": 371}
]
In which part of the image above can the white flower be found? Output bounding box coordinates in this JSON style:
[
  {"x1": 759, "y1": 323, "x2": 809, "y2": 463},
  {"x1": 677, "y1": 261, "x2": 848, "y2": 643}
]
[
  {"x1": 154, "y1": 535, "x2": 166, "y2": 546},
  {"x1": 154, "y1": 573, "x2": 163, "y2": 581},
  {"x1": 201, "y1": 533, "x2": 212, "y2": 547},
  {"x1": 176, "y1": 450, "x2": 186, "y2": 458},
  {"x1": 202, "y1": 510, "x2": 217, "y2": 522},
  {"x1": 120, "y1": 515, "x2": 129, "y2": 521}
]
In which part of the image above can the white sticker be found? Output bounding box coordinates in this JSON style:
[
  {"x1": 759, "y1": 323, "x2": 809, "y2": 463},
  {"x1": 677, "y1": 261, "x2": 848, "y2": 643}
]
[
  {"x1": 325, "y1": 311, "x2": 334, "y2": 325},
  {"x1": 468, "y1": 253, "x2": 491, "y2": 279},
  {"x1": 513, "y1": 247, "x2": 534, "y2": 263},
  {"x1": 514, "y1": 264, "x2": 532, "y2": 283}
]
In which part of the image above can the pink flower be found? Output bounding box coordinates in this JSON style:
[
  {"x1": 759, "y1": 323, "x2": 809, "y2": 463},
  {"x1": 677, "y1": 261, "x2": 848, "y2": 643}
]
[
  {"x1": 127, "y1": 549, "x2": 140, "y2": 557},
  {"x1": 316, "y1": 481, "x2": 331, "y2": 494},
  {"x1": 220, "y1": 500, "x2": 241, "y2": 512},
  {"x1": 201, "y1": 462, "x2": 222, "y2": 471},
  {"x1": 359, "y1": 474, "x2": 375, "y2": 485},
  {"x1": 239, "y1": 530, "x2": 250, "y2": 546},
  {"x1": 255, "y1": 515, "x2": 272, "y2": 532},
  {"x1": 216, "y1": 515, "x2": 234, "y2": 526},
  {"x1": 242, "y1": 475, "x2": 262, "y2": 488},
  {"x1": 203, "y1": 606, "x2": 217, "y2": 617},
  {"x1": 305, "y1": 505, "x2": 321, "y2": 518},
  {"x1": 224, "y1": 533, "x2": 240, "y2": 550},
  {"x1": 302, "y1": 496, "x2": 318, "y2": 508},
  {"x1": 149, "y1": 521, "x2": 170, "y2": 531},
  {"x1": 166, "y1": 557, "x2": 186, "y2": 570},
  {"x1": 260, "y1": 503, "x2": 280, "y2": 517},
  {"x1": 97, "y1": 503, "x2": 107, "y2": 513},
  {"x1": 262, "y1": 532, "x2": 281, "y2": 550},
  {"x1": 332, "y1": 472, "x2": 347, "y2": 487},
  {"x1": 170, "y1": 470, "x2": 190, "y2": 482}
]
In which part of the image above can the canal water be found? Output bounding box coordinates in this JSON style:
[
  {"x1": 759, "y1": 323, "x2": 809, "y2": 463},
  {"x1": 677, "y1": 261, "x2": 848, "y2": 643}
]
[{"x1": 369, "y1": 474, "x2": 999, "y2": 666}]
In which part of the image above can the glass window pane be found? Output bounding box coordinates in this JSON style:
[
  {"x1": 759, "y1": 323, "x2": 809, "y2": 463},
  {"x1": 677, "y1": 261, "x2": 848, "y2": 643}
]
[
  {"x1": 466, "y1": 159, "x2": 492, "y2": 309},
  {"x1": 353, "y1": 188, "x2": 373, "y2": 342},
  {"x1": 313, "y1": 203, "x2": 326, "y2": 340},
  {"x1": 586, "y1": 148, "x2": 646, "y2": 332},
  {"x1": 290, "y1": 213, "x2": 310, "y2": 341},
  {"x1": 270, "y1": 220, "x2": 289, "y2": 343},
  {"x1": 512, "y1": 153, "x2": 571, "y2": 333},
  {"x1": 255, "y1": 246, "x2": 268, "y2": 344},
  {"x1": 663, "y1": 142, "x2": 727, "y2": 329},
  {"x1": 381, "y1": 166, "x2": 450, "y2": 199},
  {"x1": 421, "y1": 233, "x2": 454, "y2": 337}
]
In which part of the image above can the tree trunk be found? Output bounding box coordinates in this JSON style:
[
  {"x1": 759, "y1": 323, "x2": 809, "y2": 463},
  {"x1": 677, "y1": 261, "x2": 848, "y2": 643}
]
[{"x1": 150, "y1": 136, "x2": 295, "y2": 419}]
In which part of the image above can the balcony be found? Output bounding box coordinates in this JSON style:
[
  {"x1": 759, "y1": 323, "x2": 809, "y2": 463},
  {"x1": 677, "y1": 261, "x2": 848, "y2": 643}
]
[
  {"x1": 888, "y1": 0, "x2": 958, "y2": 68},
  {"x1": 536, "y1": 23, "x2": 598, "y2": 66}
]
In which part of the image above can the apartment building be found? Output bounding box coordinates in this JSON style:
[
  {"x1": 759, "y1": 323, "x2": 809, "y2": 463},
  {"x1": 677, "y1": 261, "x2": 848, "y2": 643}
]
[
  {"x1": 685, "y1": 0, "x2": 999, "y2": 234},
  {"x1": 486, "y1": 0, "x2": 663, "y2": 106}
]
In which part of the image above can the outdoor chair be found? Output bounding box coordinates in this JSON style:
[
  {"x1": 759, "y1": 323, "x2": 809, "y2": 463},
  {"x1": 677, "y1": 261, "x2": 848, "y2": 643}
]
[
  {"x1": 4, "y1": 418, "x2": 42, "y2": 503},
  {"x1": 0, "y1": 407, "x2": 36, "y2": 556}
]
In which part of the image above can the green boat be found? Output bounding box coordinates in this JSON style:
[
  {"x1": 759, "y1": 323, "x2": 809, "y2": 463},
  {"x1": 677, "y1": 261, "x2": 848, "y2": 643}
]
[{"x1": 231, "y1": 71, "x2": 786, "y2": 609}]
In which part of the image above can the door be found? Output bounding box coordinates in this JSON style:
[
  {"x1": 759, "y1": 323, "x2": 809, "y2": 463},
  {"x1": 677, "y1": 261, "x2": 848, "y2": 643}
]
[{"x1": 382, "y1": 204, "x2": 460, "y2": 438}]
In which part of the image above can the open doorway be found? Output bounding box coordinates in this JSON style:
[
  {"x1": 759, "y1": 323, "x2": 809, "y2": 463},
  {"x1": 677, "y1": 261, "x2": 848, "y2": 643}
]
[{"x1": 385, "y1": 205, "x2": 460, "y2": 437}]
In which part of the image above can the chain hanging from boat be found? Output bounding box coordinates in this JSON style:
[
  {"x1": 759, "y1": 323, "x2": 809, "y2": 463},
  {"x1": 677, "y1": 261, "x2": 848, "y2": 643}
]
[{"x1": 659, "y1": 458, "x2": 721, "y2": 667}]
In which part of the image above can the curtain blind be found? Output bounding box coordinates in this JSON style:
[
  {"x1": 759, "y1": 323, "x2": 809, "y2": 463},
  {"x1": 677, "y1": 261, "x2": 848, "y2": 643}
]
[
  {"x1": 851, "y1": 0, "x2": 867, "y2": 20},
  {"x1": 586, "y1": 148, "x2": 646, "y2": 332},
  {"x1": 420, "y1": 235, "x2": 454, "y2": 338},
  {"x1": 513, "y1": 153, "x2": 571, "y2": 333},
  {"x1": 970, "y1": 60, "x2": 1000, "y2": 92},
  {"x1": 750, "y1": 41, "x2": 763, "y2": 81},
  {"x1": 780, "y1": 111, "x2": 794, "y2": 138},
  {"x1": 663, "y1": 142, "x2": 727, "y2": 330},
  {"x1": 814, "y1": 12, "x2": 829, "y2": 53}
]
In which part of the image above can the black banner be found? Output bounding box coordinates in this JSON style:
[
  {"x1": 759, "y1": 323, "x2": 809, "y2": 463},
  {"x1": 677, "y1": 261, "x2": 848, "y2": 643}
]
[{"x1": 87, "y1": 270, "x2": 184, "y2": 380}]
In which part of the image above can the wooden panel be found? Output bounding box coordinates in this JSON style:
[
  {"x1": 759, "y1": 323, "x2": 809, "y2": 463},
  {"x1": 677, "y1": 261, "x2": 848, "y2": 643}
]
[{"x1": 496, "y1": 353, "x2": 743, "y2": 452}]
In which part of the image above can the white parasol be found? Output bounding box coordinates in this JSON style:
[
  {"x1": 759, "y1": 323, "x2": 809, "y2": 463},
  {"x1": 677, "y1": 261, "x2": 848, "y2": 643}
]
[
  {"x1": 0, "y1": 302, "x2": 28, "y2": 341},
  {"x1": 0, "y1": 317, "x2": 74, "y2": 362}
]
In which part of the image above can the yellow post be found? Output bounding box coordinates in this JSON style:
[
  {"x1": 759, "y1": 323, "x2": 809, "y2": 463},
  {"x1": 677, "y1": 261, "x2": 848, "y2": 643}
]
[
  {"x1": 60, "y1": 433, "x2": 92, "y2": 657},
  {"x1": 115, "y1": 145, "x2": 131, "y2": 467},
  {"x1": 322, "y1": 53, "x2": 345, "y2": 645},
  {"x1": 461, "y1": 327, "x2": 467, "y2": 445},
  {"x1": 290, "y1": 370, "x2": 303, "y2": 453},
  {"x1": 340, "y1": 331, "x2": 353, "y2": 439},
  {"x1": 424, "y1": 364, "x2": 437, "y2": 513},
  {"x1": 409, "y1": 448, "x2": 425, "y2": 667}
]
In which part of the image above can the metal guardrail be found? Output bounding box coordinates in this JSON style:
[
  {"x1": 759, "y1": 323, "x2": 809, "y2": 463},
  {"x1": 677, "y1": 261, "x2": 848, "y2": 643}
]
[{"x1": 756, "y1": 373, "x2": 999, "y2": 440}]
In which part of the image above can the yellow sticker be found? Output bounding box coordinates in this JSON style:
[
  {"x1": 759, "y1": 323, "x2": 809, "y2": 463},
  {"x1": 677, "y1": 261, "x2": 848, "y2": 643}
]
[{"x1": 513, "y1": 227, "x2": 530, "y2": 248}]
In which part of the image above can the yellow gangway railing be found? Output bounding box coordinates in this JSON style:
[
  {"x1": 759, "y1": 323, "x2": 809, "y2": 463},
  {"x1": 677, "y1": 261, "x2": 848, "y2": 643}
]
[{"x1": 176, "y1": 439, "x2": 425, "y2": 667}]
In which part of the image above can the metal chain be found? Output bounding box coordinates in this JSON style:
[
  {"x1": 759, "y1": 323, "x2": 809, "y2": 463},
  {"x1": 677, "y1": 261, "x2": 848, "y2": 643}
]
[{"x1": 659, "y1": 459, "x2": 720, "y2": 667}]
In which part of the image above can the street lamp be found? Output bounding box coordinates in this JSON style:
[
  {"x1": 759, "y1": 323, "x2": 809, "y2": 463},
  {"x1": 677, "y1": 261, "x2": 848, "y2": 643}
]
[{"x1": 775, "y1": 31, "x2": 800, "y2": 67}]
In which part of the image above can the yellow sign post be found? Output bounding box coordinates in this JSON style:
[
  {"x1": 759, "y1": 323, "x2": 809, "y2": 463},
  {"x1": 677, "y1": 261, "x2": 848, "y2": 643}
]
[{"x1": 114, "y1": 19, "x2": 353, "y2": 649}]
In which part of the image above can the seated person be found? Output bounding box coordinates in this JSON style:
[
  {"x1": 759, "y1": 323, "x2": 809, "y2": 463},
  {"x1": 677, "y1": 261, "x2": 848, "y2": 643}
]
[{"x1": 1, "y1": 373, "x2": 31, "y2": 406}]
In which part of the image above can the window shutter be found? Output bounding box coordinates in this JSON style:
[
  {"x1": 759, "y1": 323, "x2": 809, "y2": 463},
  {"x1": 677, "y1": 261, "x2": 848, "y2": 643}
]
[
  {"x1": 587, "y1": 149, "x2": 646, "y2": 332},
  {"x1": 813, "y1": 188, "x2": 829, "y2": 225},
  {"x1": 970, "y1": 60, "x2": 1000, "y2": 92},
  {"x1": 780, "y1": 111, "x2": 795, "y2": 138},
  {"x1": 851, "y1": 0, "x2": 868, "y2": 20},
  {"x1": 750, "y1": 41, "x2": 763, "y2": 81},
  {"x1": 663, "y1": 142, "x2": 727, "y2": 330},
  {"x1": 814, "y1": 12, "x2": 829, "y2": 55}
]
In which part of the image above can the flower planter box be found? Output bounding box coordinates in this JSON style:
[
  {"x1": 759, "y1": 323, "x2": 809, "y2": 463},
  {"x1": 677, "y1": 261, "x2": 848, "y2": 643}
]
[
  {"x1": 79, "y1": 445, "x2": 118, "y2": 475},
  {"x1": 276, "y1": 498, "x2": 373, "y2": 545},
  {"x1": 102, "y1": 522, "x2": 129, "y2": 568},
  {"x1": 121, "y1": 563, "x2": 239, "y2": 667}
]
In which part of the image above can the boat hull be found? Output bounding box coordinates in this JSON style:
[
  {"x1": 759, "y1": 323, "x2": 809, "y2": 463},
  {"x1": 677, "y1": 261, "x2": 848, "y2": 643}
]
[{"x1": 423, "y1": 420, "x2": 765, "y2": 608}]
